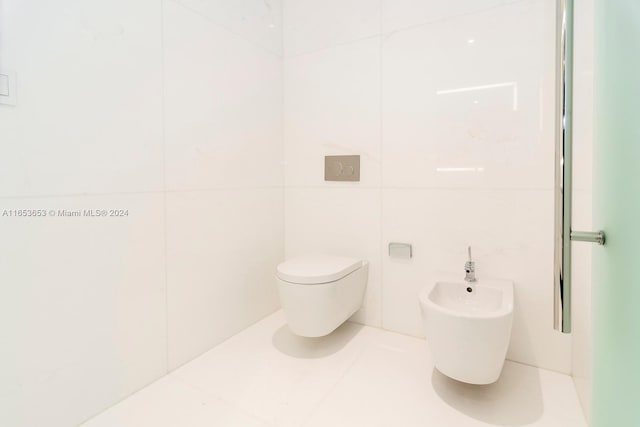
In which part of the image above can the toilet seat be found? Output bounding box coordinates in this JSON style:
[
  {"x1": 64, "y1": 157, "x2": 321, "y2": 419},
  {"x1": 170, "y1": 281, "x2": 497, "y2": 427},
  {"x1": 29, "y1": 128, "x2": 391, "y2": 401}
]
[{"x1": 277, "y1": 255, "x2": 362, "y2": 285}]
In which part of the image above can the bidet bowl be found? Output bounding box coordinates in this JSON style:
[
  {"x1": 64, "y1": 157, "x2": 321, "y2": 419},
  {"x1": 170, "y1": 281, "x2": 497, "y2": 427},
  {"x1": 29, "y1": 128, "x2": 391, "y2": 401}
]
[{"x1": 419, "y1": 279, "x2": 514, "y2": 384}]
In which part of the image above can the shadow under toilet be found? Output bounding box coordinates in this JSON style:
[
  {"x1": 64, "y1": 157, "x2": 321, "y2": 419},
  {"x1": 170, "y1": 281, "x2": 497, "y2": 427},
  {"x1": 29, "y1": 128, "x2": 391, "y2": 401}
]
[{"x1": 272, "y1": 321, "x2": 363, "y2": 359}]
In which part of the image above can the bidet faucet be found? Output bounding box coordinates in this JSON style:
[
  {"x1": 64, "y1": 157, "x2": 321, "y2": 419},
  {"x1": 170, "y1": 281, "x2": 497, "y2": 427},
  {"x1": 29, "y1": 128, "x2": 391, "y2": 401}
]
[{"x1": 465, "y1": 246, "x2": 476, "y2": 283}]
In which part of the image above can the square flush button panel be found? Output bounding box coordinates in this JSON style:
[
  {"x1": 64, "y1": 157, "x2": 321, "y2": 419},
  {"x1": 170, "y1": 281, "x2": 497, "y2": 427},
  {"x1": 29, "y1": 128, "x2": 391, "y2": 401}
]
[
  {"x1": 324, "y1": 155, "x2": 360, "y2": 182},
  {"x1": 0, "y1": 70, "x2": 17, "y2": 106}
]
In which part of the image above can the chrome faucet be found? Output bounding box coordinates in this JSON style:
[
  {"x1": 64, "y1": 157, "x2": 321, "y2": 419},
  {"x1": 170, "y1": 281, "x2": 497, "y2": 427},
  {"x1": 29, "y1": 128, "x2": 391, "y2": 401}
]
[{"x1": 465, "y1": 246, "x2": 476, "y2": 283}]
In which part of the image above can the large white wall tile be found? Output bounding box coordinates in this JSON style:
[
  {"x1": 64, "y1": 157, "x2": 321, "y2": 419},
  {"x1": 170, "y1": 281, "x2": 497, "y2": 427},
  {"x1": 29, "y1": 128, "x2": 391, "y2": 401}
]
[
  {"x1": 0, "y1": 194, "x2": 167, "y2": 427},
  {"x1": 572, "y1": 0, "x2": 594, "y2": 194},
  {"x1": 284, "y1": 38, "x2": 381, "y2": 188},
  {"x1": 285, "y1": 188, "x2": 381, "y2": 327},
  {"x1": 571, "y1": 190, "x2": 592, "y2": 415},
  {"x1": 382, "y1": 0, "x2": 553, "y2": 189},
  {"x1": 283, "y1": 0, "x2": 380, "y2": 56},
  {"x1": 170, "y1": 0, "x2": 283, "y2": 55},
  {"x1": 282, "y1": 0, "x2": 569, "y2": 374},
  {"x1": 0, "y1": 0, "x2": 163, "y2": 197},
  {"x1": 164, "y1": 0, "x2": 283, "y2": 191},
  {"x1": 381, "y1": 189, "x2": 571, "y2": 373},
  {"x1": 166, "y1": 189, "x2": 283, "y2": 370},
  {"x1": 1, "y1": 0, "x2": 285, "y2": 424},
  {"x1": 571, "y1": 0, "x2": 594, "y2": 418},
  {"x1": 382, "y1": 0, "x2": 516, "y2": 34},
  {"x1": 572, "y1": 0, "x2": 594, "y2": 201}
]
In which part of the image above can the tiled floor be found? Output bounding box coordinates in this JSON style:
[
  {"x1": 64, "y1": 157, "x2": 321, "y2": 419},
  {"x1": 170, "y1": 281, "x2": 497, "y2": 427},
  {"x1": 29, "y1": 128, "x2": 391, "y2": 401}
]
[{"x1": 82, "y1": 311, "x2": 587, "y2": 427}]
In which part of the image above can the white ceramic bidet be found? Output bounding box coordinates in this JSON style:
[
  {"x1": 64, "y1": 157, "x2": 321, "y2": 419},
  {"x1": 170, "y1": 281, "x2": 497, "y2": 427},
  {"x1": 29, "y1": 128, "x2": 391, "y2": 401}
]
[{"x1": 419, "y1": 279, "x2": 514, "y2": 384}]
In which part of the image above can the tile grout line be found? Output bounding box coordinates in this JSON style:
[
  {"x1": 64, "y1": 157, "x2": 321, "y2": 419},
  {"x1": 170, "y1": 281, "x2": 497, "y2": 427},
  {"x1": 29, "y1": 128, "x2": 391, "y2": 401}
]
[
  {"x1": 382, "y1": 0, "x2": 532, "y2": 42},
  {"x1": 284, "y1": 0, "x2": 532, "y2": 59},
  {"x1": 0, "y1": 185, "x2": 557, "y2": 202},
  {"x1": 379, "y1": 0, "x2": 385, "y2": 331},
  {"x1": 167, "y1": 0, "x2": 283, "y2": 59},
  {"x1": 281, "y1": 185, "x2": 557, "y2": 191},
  {"x1": 299, "y1": 327, "x2": 384, "y2": 426},
  {"x1": 0, "y1": 186, "x2": 286, "y2": 201},
  {"x1": 160, "y1": 0, "x2": 171, "y2": 374},
  {"x1": 285, "y1": 33, "x2": 382, "y2": 60},
  {"x1": 281, "y1": 0, "x2": 287, "y2": 264},
  {"x1": 168, "y1": 374, "x2": 275, "y2": 426}
]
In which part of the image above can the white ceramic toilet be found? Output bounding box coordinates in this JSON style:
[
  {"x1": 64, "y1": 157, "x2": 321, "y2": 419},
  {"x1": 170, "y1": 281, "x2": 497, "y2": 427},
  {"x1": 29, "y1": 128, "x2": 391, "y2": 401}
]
[
  {"x1": 276, "y1": 255, "x2": 368, "y2": 337},
  {"x1": 419, "y1": 278, "x2": 514, "y2": 384}
]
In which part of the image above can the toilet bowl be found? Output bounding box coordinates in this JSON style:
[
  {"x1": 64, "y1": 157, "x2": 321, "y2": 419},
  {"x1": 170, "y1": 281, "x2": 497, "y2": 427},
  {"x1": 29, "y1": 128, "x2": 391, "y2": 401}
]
[
  {"x1": 419, "y1": 279, "x2": 514, "y2": 384},
  {"x1": 276, "y1": 255, "x2": 368, "y2": 337}
]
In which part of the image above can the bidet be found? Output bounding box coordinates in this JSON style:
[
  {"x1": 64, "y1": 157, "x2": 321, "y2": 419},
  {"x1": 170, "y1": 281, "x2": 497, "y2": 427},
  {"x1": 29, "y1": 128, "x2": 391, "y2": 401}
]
[{"x1": 419, "y1": 278, "x2": 514, "y2": 384}]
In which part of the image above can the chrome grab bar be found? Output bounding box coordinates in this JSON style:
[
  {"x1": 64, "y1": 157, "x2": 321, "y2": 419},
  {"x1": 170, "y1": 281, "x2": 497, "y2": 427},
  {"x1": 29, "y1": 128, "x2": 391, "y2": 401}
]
[
  {"x1": 554, "y1": 0, "x2": 575, "y2": 334},
  {"x1": 571, "y1": 231, "x2": 605, "y2": 246},
  {"x1": 554, "y1": 0, "x2": 605, "y2": 334}
]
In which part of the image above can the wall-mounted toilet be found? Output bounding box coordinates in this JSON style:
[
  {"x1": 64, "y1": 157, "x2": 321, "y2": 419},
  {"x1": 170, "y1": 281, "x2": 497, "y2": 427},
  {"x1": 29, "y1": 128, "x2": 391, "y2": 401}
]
[{"x1": 276, "y1": 255, "x2": 368, "y2": 337}]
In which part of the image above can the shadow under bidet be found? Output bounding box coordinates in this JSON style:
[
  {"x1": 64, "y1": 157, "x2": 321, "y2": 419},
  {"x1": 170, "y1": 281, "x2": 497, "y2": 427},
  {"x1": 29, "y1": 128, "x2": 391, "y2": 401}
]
[
  {"x1": 272, "y1": 321, "x2": 364, "y2": 359},
  {"x1": 431, "y1": 361, "x2": 544, "y2": 426}
]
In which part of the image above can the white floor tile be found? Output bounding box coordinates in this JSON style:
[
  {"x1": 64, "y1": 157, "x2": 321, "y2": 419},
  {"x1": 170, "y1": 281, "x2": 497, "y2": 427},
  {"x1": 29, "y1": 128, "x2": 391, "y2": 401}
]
[
  {"x1": 304, "y1": 329, "x2": 439, "y2": 427},
  {"x1": 83, "y1": 311, "x2": 587, "y2": 427},
  {"x1": 81, "y1": 375, "x2": 268, "y2": 427},
  {"x1": 172, "y1": 311, "x2": 381, "y2": 426}
]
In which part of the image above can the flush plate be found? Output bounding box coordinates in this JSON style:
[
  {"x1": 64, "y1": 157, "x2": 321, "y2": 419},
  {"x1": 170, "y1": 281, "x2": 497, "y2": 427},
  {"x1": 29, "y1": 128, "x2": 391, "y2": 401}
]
[{"x1": 324, "y1": 155, "x2": 360, "y2": 182}]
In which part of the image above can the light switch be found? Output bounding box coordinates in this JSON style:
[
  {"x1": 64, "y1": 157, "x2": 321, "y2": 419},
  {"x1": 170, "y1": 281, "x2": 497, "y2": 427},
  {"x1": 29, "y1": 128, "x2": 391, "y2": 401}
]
[
  {"x1": 0, "y1": 70, "x2": 16, "y2": 106},
  {"x1": 0, "y1": 74, "x2": 9, "y2": 96}
]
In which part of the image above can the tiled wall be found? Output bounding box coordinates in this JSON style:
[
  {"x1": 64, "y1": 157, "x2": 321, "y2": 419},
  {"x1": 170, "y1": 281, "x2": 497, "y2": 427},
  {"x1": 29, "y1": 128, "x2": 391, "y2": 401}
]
[
  {"x1": 0, "y1": 0, "x2": 593, "y2": 424},
  {"x1": 283, "y1": 0, "x2": 572, "y2": 373},
  {"x1": 571, "y1": 0, "x2": 595, "y2": 421},
  {"x1": 0, "y1": 1, "x2": 283, "y2": 426},
  {"x1": 162, "y1": 0, "x2": 283, "y2": 372}
]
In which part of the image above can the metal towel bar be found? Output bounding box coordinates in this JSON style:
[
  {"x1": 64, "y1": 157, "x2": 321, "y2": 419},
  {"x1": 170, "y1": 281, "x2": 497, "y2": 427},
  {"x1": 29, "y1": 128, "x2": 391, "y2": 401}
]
[{"x1": 554, "y1": 0, "x2": 605, "y2": 334}]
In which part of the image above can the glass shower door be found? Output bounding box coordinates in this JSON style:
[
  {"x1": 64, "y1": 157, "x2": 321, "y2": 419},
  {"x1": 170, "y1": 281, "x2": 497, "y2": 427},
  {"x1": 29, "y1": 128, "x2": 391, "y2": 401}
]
[{"x1": 592, "y1": 0, "x2": 640, "y2": 424}]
